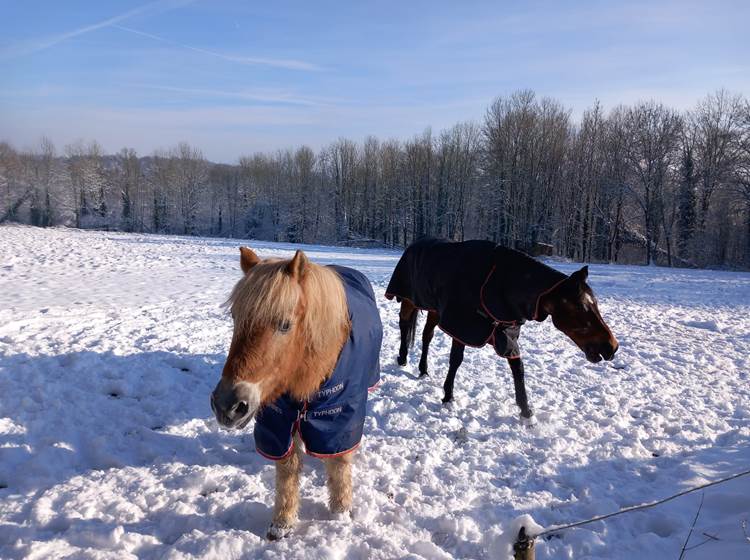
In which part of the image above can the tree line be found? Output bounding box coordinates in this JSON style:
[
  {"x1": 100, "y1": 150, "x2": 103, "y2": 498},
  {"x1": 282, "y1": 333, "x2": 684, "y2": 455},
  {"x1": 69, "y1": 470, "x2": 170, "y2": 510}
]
[{"x1": 2, "y1": 89, "x2": 749, "y2": 268}]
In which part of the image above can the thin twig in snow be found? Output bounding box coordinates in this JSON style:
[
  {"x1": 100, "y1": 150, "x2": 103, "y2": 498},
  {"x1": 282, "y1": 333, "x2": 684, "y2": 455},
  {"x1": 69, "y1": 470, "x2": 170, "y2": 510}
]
[
  {"x1": 678, "y1": 492, "x2": 704, "y2": 560},
  {"x1": 683, "y1": 532, "x2": 720, "y2": 552}
]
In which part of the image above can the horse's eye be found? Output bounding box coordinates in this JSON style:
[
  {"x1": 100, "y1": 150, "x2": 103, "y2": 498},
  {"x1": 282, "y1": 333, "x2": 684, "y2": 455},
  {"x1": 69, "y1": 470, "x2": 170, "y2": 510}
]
[{"x1": 278, "y1": 320, "x2": 292, "y2": 333}]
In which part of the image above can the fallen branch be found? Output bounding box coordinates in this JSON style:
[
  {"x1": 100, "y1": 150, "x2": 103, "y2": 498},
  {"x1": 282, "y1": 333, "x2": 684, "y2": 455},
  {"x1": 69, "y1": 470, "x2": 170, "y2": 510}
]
[
  {"x1": 683, "y1": 534, "x2": 720, "y2": 553},
  {"x1": 678, "y1": 492, "x2": 704, "y2": 560}
]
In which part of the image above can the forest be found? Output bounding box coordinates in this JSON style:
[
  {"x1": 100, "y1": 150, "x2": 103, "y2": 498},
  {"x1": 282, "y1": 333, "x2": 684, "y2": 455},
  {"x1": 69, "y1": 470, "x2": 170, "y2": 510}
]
[{"x1": 2, "y1": 89, "x2": 749, "y2": 269}]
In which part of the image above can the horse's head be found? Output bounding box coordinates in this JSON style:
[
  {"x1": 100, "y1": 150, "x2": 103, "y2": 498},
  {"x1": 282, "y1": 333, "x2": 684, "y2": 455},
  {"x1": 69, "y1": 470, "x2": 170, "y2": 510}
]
[
  {"x1": 537, "y1": 266, "x2": 619, "y2": 363},
  {"x1": 211, "y1": 247, "x2": 349, "y2": 429}
]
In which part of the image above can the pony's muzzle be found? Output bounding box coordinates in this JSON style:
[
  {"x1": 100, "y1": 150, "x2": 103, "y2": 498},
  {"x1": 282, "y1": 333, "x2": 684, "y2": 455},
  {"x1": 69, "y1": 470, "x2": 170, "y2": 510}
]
[{"x1": 211, "y1": 379, "x2": 261, "y2": 429}]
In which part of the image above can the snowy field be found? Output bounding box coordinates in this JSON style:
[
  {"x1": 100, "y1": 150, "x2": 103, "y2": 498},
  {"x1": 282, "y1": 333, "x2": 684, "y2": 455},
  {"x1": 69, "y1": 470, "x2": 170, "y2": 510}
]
[{"x1": 1, "y1": 224, "x2": 749, "y2": 560}]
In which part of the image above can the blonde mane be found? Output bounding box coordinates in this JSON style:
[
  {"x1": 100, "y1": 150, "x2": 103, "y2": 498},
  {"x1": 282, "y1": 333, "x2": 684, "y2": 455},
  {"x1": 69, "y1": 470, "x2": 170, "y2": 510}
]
[{"x1": 226, "y1": 257, "x2": 350, "y2": 395}]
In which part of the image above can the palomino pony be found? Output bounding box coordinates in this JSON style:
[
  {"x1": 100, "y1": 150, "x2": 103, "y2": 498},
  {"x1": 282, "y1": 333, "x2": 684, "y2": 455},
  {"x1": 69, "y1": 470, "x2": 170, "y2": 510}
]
[
  {"x1": 212, "y1": 247, "x2": 382, "y2": 540},
  {"x1": 385, "y1": 238, "x2": 618, "y2": 420}
]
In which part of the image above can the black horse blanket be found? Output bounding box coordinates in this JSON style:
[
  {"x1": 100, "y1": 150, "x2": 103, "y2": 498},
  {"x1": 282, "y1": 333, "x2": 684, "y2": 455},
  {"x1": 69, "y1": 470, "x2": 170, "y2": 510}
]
[{"x1": 385, "y1": 238, "x2": 566, "y2": 358}]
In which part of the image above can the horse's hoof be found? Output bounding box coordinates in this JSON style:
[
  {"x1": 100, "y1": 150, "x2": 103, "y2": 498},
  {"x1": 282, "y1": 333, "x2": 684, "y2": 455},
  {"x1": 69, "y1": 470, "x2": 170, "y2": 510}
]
[
  {"x1": 441, "y1": 396, "x2": 454, "y2": 405},
  {"x1": 519, "y1": 411, "x2": 537, "y2": 427},
  {"x1": 418, "y1": 371, "x2": 429, "y2": 378},
  {"x1": 397, "y1": 355, "x2": 407, "y2": 366},
  {"x1": 267, "y1": 522, "x2": 293, "y2": 541}
]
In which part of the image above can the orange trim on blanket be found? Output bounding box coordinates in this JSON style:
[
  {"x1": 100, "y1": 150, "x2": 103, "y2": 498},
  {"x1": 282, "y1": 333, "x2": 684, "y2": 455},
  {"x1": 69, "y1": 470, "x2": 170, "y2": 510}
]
[
  {"x1": 387, "y1": 291, "x2": 520, "y2": 357},
  {"x1": 383, "y1": 292, "x2": 438, "y2": 313},
  {"x1": 256, "y1": 413, "x2": 302, "y2": 461},
  {"x1": 533, "y1": 277, "x2": 567, "y2": 321},
  {"x1": 256, "y1": 438, "x2": 296, "y2": 461},
  {"x1": 303, "y1": 441, "x2": 361, "y2": 459},
  {"x1": 479, "y1": 265, "x2": 519, "y2": 325}
]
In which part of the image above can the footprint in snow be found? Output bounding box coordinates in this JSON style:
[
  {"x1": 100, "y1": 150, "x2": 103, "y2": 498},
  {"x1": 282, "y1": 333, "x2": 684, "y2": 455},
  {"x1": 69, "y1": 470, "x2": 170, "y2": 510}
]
[{"x1": 451, "y1": 427, "x2": 469, "y2": 446}]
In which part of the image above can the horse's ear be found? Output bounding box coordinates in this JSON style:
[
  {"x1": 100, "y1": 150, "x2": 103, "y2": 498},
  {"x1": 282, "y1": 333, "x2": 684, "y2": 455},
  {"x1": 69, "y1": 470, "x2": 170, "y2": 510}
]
[
  {"x1": 570, "y1": 265, "x2": 588, "y2": 283},
  {"x1": 286, "y1": 250, "x2": 308, "y2": 279},
  {"x1": 239, "y1": 247, "x2": 260, "y2": 274}
]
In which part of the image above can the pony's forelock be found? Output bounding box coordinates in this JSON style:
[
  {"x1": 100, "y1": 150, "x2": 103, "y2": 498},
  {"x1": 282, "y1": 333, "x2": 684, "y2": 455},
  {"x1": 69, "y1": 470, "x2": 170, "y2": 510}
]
[{"x1": 227, "y1": 257, "x2": 349, "y2": 355}]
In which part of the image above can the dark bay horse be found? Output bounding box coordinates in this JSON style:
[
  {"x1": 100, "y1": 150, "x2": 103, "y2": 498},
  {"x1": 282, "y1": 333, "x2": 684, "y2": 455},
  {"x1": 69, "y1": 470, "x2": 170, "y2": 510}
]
[
  {"x1": 212, "y1": 247, "x2": 382, "y2": 539},
  {"x1": 385, "y1": 238, "x2": 618, "y2": 420}
]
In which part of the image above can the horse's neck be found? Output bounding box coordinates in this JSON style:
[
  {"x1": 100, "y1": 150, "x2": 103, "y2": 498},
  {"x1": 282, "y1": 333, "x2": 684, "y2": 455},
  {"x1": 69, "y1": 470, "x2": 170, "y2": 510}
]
[{"x1": 500, "y1": 251, "x2": 566, "y2": 320}]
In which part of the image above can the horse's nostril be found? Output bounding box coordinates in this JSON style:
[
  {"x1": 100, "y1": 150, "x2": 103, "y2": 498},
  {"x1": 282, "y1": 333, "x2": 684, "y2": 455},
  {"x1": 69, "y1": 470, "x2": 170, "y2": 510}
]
[{"x1": 235, "y1": 401, "x2": 249, "y2": 418}]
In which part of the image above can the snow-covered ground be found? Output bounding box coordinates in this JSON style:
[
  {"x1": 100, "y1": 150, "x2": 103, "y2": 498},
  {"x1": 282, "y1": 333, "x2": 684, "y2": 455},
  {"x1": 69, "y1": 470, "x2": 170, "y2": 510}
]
[{"x1": 1, "y1": 224, "x2": 749, "y2": 560}]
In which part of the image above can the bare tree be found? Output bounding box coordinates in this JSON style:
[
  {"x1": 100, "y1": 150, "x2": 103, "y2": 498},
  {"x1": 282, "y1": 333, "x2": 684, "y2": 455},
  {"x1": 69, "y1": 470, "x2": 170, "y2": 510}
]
[
  {"x1": 112, "y1": 148, "x2": 145, "y2": 232},
  {"x1": 27, "y1": 137, "x2": 60, "y2": 227},
  {"x1": 483, "y1": 91, "x2": 570, "y2": 250},
  {"x1": 2, "y1": 88, "x2": 749, "y2": 269},
  {"x1": 622, "y1": 102, "x2": 682, "y2": 264},
  {"x1": 173, "y1": 143, "x2": 207, "y2": 235},
  {"x1": 0, "y1": 142, "x2": 27, "y2": 224},
  {"x1": 689, "y1": 91, "x2": 745, "y2": 231},
  {"x1": 149, "y1": 150, "x2": 174, "y2": 233},
  {"x1": 731, "y1": 100, "x2": 750, "y2": 266},
  {"x1": 323, "y1": 139, "x2": 357, "y2": 241}
]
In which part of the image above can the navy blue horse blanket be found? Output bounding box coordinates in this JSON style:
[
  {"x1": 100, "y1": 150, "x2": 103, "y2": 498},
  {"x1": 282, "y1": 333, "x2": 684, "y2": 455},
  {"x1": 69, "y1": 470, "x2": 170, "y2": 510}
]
[{"x1": 254, "y1": 265, "x2": 382, "y2": 460}]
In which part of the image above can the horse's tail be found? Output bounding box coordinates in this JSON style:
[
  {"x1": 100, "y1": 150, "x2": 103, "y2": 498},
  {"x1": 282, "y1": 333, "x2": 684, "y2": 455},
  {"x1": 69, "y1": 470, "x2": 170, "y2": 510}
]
[{"x1": 404, "y1": 308, "x2": 419, "y2": 349}]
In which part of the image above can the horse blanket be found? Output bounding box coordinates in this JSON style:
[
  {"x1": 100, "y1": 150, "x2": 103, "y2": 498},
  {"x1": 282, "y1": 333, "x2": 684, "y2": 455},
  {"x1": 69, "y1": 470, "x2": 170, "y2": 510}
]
[
  {"x1": 385, "y1": 238, "x2": 564, "y2": 358},
  {"x1": 254, "y1": 265, "x2": 382, "y2": 460}
]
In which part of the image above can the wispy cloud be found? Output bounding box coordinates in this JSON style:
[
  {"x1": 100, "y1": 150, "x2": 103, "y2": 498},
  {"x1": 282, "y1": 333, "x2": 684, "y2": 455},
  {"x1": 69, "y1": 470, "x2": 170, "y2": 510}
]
[
  {"x1": 112, "y1": 25, "x2": 323, "y2": 72},
  {"x1": 133, "y1": 84, "x2": 338, "y2": 106},
  {"x1": 0, "y1": 0, "x2": 196, "y2": 59}
]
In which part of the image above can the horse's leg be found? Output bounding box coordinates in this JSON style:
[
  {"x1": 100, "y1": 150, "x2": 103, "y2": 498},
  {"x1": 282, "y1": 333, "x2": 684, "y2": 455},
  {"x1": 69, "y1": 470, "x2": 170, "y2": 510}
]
[
  {"x1": 267, "y1": 435, "x2": 304, "y2": 540},
  {"x1": 418, "y1": 310, "x2": 439, "y2": 378},
  {"x1": 323, "y1": 451, "x2": 354, "y2": 516},
  {"x1": 397, "y1": 300, "x2": 417, "y2": 366},
  {"x1": 508, "y1": 357, "x2": 534, "y2": 421},
  {"x1": 442, "y1": 339, "x2": 465, "y2": 404}
]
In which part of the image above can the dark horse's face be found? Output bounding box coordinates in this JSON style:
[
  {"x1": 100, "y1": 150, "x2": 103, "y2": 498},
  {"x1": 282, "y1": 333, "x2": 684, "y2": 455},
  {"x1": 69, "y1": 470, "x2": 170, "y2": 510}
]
[{"x1": 538, "y1": 266, "x2": 618, "y2": 363}]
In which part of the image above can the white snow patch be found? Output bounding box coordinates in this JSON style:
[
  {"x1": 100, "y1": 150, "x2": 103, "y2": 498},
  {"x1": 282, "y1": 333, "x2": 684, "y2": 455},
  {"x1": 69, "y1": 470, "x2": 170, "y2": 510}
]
[
  {"x1": 1, "y1": 224, "x2": 749, "y2": 559},
  {"x1": 681, "y1": 319, "x2": 721, "y2": 332}
]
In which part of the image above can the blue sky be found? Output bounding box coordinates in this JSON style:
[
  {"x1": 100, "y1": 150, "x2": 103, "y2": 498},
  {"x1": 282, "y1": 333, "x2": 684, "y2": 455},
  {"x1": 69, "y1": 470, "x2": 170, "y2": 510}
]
[{"x1": 1, "y1": 0, "x2": 748, "y2": 162}]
